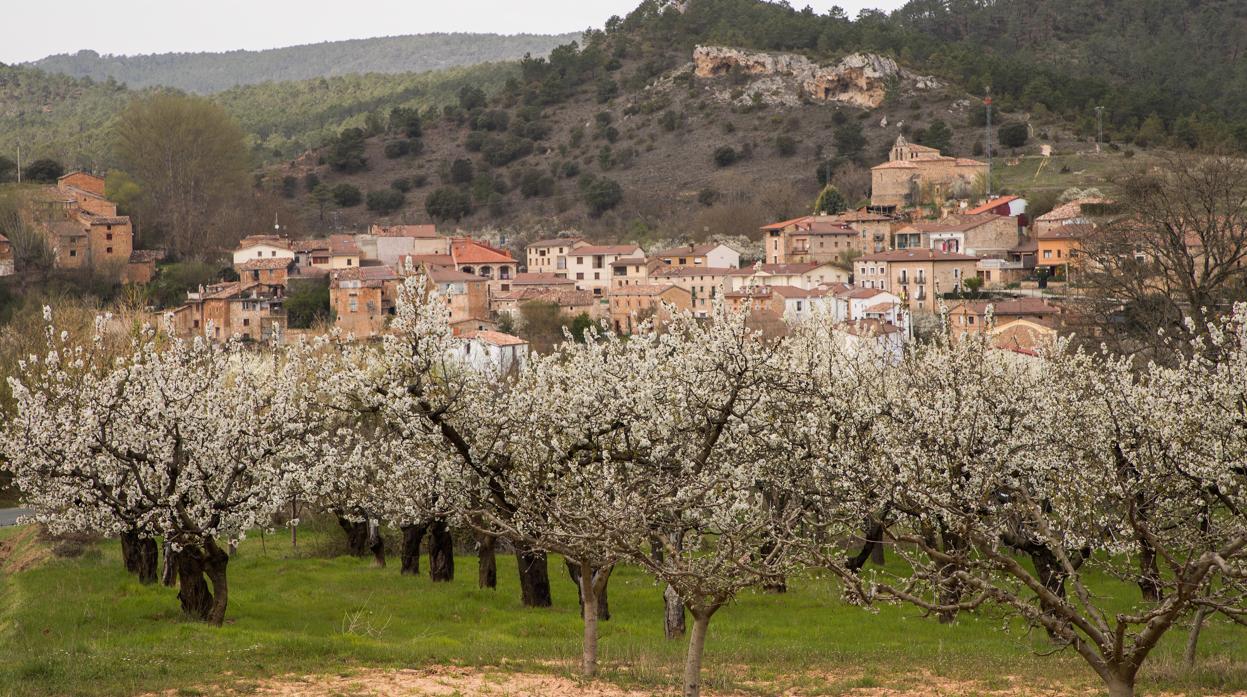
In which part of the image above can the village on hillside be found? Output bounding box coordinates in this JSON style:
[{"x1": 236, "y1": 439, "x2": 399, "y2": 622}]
[{"x1": 2, "y1": 132, "x2": 1122, "y2": 370}]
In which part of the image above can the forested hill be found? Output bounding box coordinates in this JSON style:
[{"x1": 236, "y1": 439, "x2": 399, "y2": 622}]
[{"x1": 26, "y1": 33, "x2": 580, "y2": 93}]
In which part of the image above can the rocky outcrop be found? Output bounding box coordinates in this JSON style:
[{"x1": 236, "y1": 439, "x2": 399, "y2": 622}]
[{"x1": 692, "y1": 45, "x2": 940, "y2": 109}]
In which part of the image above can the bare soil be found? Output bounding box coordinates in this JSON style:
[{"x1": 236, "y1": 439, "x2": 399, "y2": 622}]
[{"x1": 0, "y1": 525, "x2": 51, "y2": 574}]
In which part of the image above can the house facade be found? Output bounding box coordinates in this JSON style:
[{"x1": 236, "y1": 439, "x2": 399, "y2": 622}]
[
  {"x1": 855, "y1": 249, "x2": 978, "y2": 313},
  {"x1": 564, "y1": 244, "x2": 645, "y2": 296},
  {"x1": 608, "y1": 284, "x2": 692, "y2": 334},
  {"x1": 654, "y1": 243, "x2": 741, "y2": 269},
  {"x1": 526, "y1": 237, "x2": 587, "y2": 275}
]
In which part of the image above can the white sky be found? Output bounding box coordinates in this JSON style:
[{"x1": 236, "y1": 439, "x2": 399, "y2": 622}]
[{"x1": 3, "y1": 0, "x2": 908, "y2": 64}]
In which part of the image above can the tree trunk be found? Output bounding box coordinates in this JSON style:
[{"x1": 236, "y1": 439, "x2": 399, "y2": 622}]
[
  {"x1": 1185, "y1": 607, "x2": 1209, "y2": 668},
  {"x1": 121, "y1": 532, "x2": 158, "y2": 584},
  {"x1": 175, "y1": 547, "x2": 214, "y2": 621},
  {"x1": 337, "y1": 514, "x2": 369, "y2": 557},
  {"x1": 579, "y1": 562, "x2": 601, "y2": 677},
  {"x1": 202, "y1": 539, "x2": 230, "y2": 626},
  {"x1": 477, "y1": 534, "x2": 497, "y2": 589},
  {"x1": 1105, "y1": 676, "x2": 1135, "y2": 697},
  {"x1": 400, "y1": 524, "x2": 426, "y2": 576},
  {"x1": 683, "y1": 608, "x2": 717, "y2": 697},
  {"x1": 758, "y1": 541, "x2": 786, "y2": 593},
  {"x1": 664, "y1": 584, "x2": 686, "y2": 639},
  {"x1": 161, "y1": 540, "x2": 177, "y2": 587},
  {"x1": 428, "y1": 519, "x2": 454, "y2": 582},
  {"x1": 1138, "y1": 541, "x2": 1162, "y2": 602},
  {"x1": 566, "y1": 560, "x2": 611, "y2": 620},
  {"x1": 367, "y1": 519, "x2": 386, "y2": 569},
  {"x1": 516, "y1": 545, "x2": 552, "y2": 607}
]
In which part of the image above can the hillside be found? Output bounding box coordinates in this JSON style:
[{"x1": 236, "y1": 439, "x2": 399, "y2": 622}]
[{"x1": 27, "y1": 33, "x2": 580, "y2": 93}]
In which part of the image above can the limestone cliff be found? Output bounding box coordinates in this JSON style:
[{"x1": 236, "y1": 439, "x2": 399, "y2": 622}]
[{"x1": 691, "y1": 46, "x2": 940, "y2": 109}]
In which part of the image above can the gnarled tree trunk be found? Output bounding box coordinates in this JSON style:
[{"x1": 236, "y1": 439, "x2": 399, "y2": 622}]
[
  {"x1": 175, "y1": 547, "x2": 214, "y2": 621},
  {"x1": 336, "y1": 514, "x2": 369, "y2": 557},
  {"x1": 653, "y1": 534, "x2": 685, "y2": 639},
  {"x1": 161, "y1": 540, "x2": 177, "y2": 587},
  {"x1": 400, "y1": 524, "x2": 426, "y2": 575},
  {"x1": 428, "y1": 519, "x2": 454, "y2": 582},
  {"x1": 682, "y1": 604, "x2": 721, "y2": 697},
  {"x1": 1138, "y1": 540, "x2": 1162, "y2": 602},
  {"x1": 121, "y1": 531, "x2": 158, "y2": 585},
  {"x1": 367, "y1": 519, "x2": 386, "y2": 568},
  {"x1": 516, "y1": 544, "x2": 552, "y2": 607},
  {"x1": 566, "y1": 559, "x2": 611, "y2": 620},
  {"x1": 202, "y1": 539, "x2": 230, "y2": 626},
  {"x1": 477, "y1": 534, "x2": 497, "y2": 589}
]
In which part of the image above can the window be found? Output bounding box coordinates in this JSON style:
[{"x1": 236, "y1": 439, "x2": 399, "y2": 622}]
[
  {"x1": 576, "y1": 272, "x2": 584, "y2": 280},
  {"x1": 193, "y1": 320, "x2": 200, "y2": 328},
  {"x1": 257, "y1": 251, "x2": 263, "y2": 258},
  {"x1": 593, "y1": 272, "x2": 600, "y2": 280},
  {"x1": 916, "y1": 270, "x2": 926, "y2": 284},
  {"x1": 106, "y1": 233, "x2": 113, "y2": 241},
  {"x1": 70, "y1": 250, "x2": 77, "y2": 257},
  {"x1": 346, "y1": 258, "x2": 353, "y2": 266},
  {"x1": 348, "y1": 294, "x2": 359, "y2": 313},
  {"x1": 1043, "y1": 250, "x2": 1052, "y2": 259},
  {"x1": 899, "y1": 270, "x2": 908, "y2": 284},
  {"x1": 106, "y1": 247, "x2": 113, "y2": 254},
  {"x1": 500, "y1": 267, "x2": 510, "y2": 280},
  {"x1": 576, "y1": 257, "x2": 584, "y2": 264},
  {"x1": 967, "y1": 316, "x2": 975, "y2": 325},
  {"x1": 678, "y1": 257, "x2": 687, "y2": 265},
  {"x1": 243, "y1": 318, "x2": 251, "y2": 327}
]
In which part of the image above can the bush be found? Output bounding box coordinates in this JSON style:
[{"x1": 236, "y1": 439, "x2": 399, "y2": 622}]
[
  {"x1": 280, "y1": 175, "x2": 299, "y2": 198},
  {"x1": 303, "y1": 172, "x2": 321, "y2": 192},
  {"x1": 449, "y1": 158, "x2": 475, "y2": 185},
  {"x1": 581, "y1": 176, "x2": 623, "y2": 217},
  {"x1": 481, "y1": 136, "x2": 533, "y2": 167},
  {"x1": 713, "y1": 146, "x2": 739, "y2": 168},
  {"x1": 285, "y1": 277, "x2": 331, "y2": 329},
  {"x1": 659, "y1": 110, "x2": 681, "y2": 132},
  {"x1": 331, "y1": 183, "x2": 362, "y2": 207},
  {"x1": 999, "y1": 122, "x2": 1030, "y2": 148},
  {"x1": 391, "y1": 177, "x2": 413, "y2": 193},
  {"x1": 813, "y1": 185, "x2": 847, "y2": 215},
  {"x1": 23, "y1": 159, "x2": 64, "y2": 183},
  {"x1": 560, "y1": 161, "x2": 581, "y2": 179},
  {"x1": 389, "y1": 107, "x2": 423, "y2": 138},
  {"x1": 458, "y1": 85, "x2": 487, "y2": 111},
  {"x1": 366, "y1": 189, "x2": 405, "y2": 214},
  {"x1": 595, "y1": 79, "x2": 619, "y2": 103},
  {"x1": 425, "y1": 187, "x2": 472, "y2": 221},
  {"x1": 469, "y1": 109, "x2": 510, "y2": 132},
  {"x1": 384, "y1": 140, "x2": 411, "y2": 159},
  {"x1": 519, "y1": 170, "x2": 555, "y2": 198},
  {"x1": 410, "y1": 173, "x2": 429, "y2": 188},
  {"x1": 775, "y1": 134, "x2": 798, "y2": 157},
  {"x1": 326, "y1": 128, "x2": 368, "y2": 173},
  {"x1": 833, "y1": 122, "x2": 866, "y2": 162},
  {"x1": 698, "y1": 188, "x2": 720, "y2": 206},
  {"x1": 815, "y1": 159, "x2": 840, "y2": 187}
]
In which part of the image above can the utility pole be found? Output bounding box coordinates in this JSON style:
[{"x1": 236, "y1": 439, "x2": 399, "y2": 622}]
[
  {"x1": 15, "y1": 143, "x2": 21, "y2": 184},
  {"x1": 1094, "y1": 106, "x2": 1105, "y2": 153},
  {"x1": 984, "y1": 87, "x2": 993, "y2": 198}
]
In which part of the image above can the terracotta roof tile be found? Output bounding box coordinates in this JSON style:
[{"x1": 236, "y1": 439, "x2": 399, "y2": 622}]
[{"x1": 462, "y1": 330, "x2": 528, "y2": 347}]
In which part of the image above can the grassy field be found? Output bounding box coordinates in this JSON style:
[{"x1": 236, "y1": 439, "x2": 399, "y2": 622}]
[
  {"x1": 1, "y1": 523, "x2": 1245, "y2": 697},
  {"x1": 994, "y1": 148, "x2": 1159, "y2": 198}
]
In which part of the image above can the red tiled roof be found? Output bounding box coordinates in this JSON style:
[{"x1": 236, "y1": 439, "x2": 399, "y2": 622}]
[
  {"x1": 611, "y1": 283, "x2": 687, "y2": 298},
  {"x1": 756, "y1": 262, "x2": 834, "y2": 275},
  {"x1": 426, "y1": 266, "x2": 486, "y2": 283},
  {"x1": 238, "y1": 258, "x2": 291, "y2": 271},
  {"x1": 452, "y1": 238, "x2": 516, "y2": 265},
  {"x1": 238, "y1": 235, "x2": 290, "y2": 250},
  {"x1": 768, "y1": 285, "x2": 828, "y2": 299},
  {"x1": 837, "y1": 319, "x2": 903, "y2": 336},
  {"x1": 332, "y1": 265, "x2": 398, "y2": 287},
  {"x1": 655, "y1": 243, "x2": 731, "y2": 257},
  {"x1": 511, "y1": 273, "x2": 575, "y2": 286},
  {"x1": 462, "y1": 330, "x2": 528, "y2": 347},
  {"x1": 573, "y1": 244, "x2": 643, "y2": 256},
  {"x1": 965, "y1": 196, "x2": 1020, "y2": 216},
  {"x1": 329, "y1": 234, "x2": 360, "y2": 256},
  {"x1": 653, "y1": 266, "x2": 749, "y2": 278},
  {"x1": 761, "y1": 216, "x2": 814, "y2": 232},
  {"x1": 952, "y1": 298, "x2": 1061, "y2": 317},
  {"x1": 859, "y1": 249, "x2": 978, "y2": 262},
  {"x1": 293, "y1": 238, "x2": 331, "y2": 253},
  {"x1": 370, "y1": 224, "x2": 437, "y2": 238}
]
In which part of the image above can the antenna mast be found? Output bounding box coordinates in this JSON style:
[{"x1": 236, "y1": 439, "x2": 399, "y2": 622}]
[{"x1": 984, "y1": 87, "x2": 993, "y2": 198}]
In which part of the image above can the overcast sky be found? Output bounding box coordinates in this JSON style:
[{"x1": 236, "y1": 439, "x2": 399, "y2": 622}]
[{"x1": 3, "y1": 0, "x2": 907, "y2": 64}]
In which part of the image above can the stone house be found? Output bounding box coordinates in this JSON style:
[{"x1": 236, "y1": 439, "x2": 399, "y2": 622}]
[
  {"x1": 855, "y1": 248, "x2": 978, "y2": 313},
  {"x1": 456, "y1": 330, "x2": 529, "y2": 374},
  {"x1": 492, "y1": 287, "x2": 603, "y2": 321},
  {"x1": 172, "y1": 281, "x2": 286, "y2": 343},
  {"x1": 947, "y1": 298, "x2": 1061, "y2": 338},
  {"x1": 891, "y1": 213, "x2": 1022, "y2": 258},
  {"x1": 608, "y1": 284, "x2": 692, "y2": 334},
  {"x1": 654, "y1": 243, "x2": 741, "y2": 269},
  {"x1": 124, "y1": 249, "x2": 165, "y2": 285},
  {"x1": 761, "y1": 210, "x2": 892, "y2": 264},
  {"x1": 363, "y1": 224, "x2": 446, "y2": 265},
  {"x1": 525, "y1": 237, "x2": 586, "y2": 275},
  {"x1": 564, "y1": 244, "x2": 645, "y2": 297},
  {"x1": 870, "y1": 136, "x2": 987, "y2": 210},
  {"x1": 650, "y1": 266, "x2": 749, "y2": 318},
  {"x1": 330, "y1": 266, "x2": 400, "y2": 338}
]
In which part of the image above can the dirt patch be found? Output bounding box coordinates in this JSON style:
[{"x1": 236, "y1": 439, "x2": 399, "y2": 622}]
[
  {"x1": 0, "y1": 526, "x2": 51, "y2": 574},
  {"x1": 152, "y1": 666, "x2": 665, "y2": 696},
  {"x1": 148, "y1": 666, "x2": 1247, "y2": 697}
]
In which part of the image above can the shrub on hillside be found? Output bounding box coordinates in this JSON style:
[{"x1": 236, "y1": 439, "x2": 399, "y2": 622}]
[
  {"x1": 331, "y1": 183, "x2": 362, "y2": 207},
  {"x1": 519, "y1": 170, "x2": 555, "y2": 198},
  {"x1": 449, "y1": 158, "x2": 475, "y2": 185},
  {"x1": 999, "y1": 122, "x2": 1030, "y2": 148},
  {"x1": 713, "y1": 146, "x2": 739, "y2": 168},
  {"x1": 425, "y1": 187, "x2": 472, "y2": 222},
  {"x1": 775, "y1": 134, "x2": 797, "y2": 157},
  {"x1": 481, "y1": 136, "x2": 533, "y2": 167},
  {"x1": 581, "y1": 176, "x2": 622, "y2": 217},
  {"x1": 326, "y1": 128, "x2": 368, "y2": 173},
  {"x1": 24, "y1": 159, "x2": 64, "y2": 183},
  {"x1": 366, "y1": 189, "x2": 405, "y2": 214}
]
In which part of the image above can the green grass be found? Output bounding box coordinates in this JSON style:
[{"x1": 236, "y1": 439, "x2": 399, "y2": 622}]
[
  {"x1": 994, "y1": 149, "x2": 1158, "y2": 196},
  {"x1": 1, "y1": 526, "x2": 1244, "y2": 697}
]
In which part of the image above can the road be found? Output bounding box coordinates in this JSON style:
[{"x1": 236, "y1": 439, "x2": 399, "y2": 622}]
[{"x1": 0, "y1": 508, "x2": 31, "y2": 527}]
